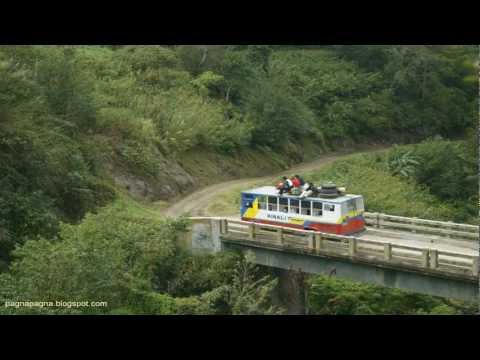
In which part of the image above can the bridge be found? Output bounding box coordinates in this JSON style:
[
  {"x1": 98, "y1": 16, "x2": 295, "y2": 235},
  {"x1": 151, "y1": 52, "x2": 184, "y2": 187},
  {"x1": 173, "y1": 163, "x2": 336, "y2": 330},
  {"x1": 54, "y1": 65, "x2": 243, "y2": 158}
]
[{"x1": 182, "y1": 213, "x2": 480, "y2": 303}]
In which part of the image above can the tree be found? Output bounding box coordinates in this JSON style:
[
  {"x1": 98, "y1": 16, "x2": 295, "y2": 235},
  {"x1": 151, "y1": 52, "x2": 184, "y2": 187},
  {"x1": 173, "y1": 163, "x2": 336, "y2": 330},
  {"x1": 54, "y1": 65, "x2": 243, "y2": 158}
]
[
  {"x1": 191, "y1": 71, "x2": 225, "y2": 99},
  {"x1": 225, "y1": 251, "x2": 284, "y2": 315},
  {"x1": 3, "y1": 203, "x2": 185, "y2": 314},
  {"x1": 118, "y1": 45, "x2": 181, "y2": 72},
  {"x1": 219, "y1": 50, "x2": 255, "y2": 104},
  {"x1": 35, "y1": 47, "x2": 97, "y2": 133},
  {"x1": 176, "y1": 46, "x2": 208, "y2": 76},
  {"x1": 246, "y1": 77, "x2": 318, "y2": 148},
  {"x1": 307, "y1": 275, "x2": 471, "y2": 315},
  {"x1": 332, "y1": 45, "x2": 391, "y2": 71},
  {"x1": 246, "y1": 45, "x2": 273, "y2": 73},
  {"x1": 409, "y1": 140, "x2": 477, "y2": 208}
]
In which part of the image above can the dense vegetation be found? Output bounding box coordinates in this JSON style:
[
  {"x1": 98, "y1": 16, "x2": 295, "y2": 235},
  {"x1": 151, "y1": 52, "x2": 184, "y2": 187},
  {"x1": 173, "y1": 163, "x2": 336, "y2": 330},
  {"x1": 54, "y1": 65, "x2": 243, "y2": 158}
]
[
  {"x1": 307, "y1": 276, "x2": 476, "y2": 315},
  {"x1": 0, "y1": 198, "x2": 283, "y2": 315},
  {"x1": 0, "y1": 45, "x2": 477, "y2": 315}
]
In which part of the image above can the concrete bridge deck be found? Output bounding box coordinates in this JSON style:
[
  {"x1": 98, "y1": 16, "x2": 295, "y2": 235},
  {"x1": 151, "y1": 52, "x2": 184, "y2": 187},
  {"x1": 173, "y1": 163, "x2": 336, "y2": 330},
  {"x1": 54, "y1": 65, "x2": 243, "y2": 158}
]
[{"x1": 184, "y1": 214, "x2": 479, "y2": 302}]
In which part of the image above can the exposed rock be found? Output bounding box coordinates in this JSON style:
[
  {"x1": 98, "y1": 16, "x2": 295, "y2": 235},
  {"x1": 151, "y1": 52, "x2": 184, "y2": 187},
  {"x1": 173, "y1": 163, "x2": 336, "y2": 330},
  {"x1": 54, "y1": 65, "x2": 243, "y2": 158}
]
[
  {"x1": 112, "y1": 156, "x2": 196, "y2": 202},
  {"x1": 114, "y1": 174, "x2": 155, "y2": 201}
]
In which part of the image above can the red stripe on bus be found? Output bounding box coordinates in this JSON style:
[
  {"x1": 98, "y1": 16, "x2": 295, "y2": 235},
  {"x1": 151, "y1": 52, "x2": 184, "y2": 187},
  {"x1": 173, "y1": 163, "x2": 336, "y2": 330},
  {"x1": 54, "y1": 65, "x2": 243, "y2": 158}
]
[{"x1": 242, "y1": 218, "x2": 365, "y2": 235}]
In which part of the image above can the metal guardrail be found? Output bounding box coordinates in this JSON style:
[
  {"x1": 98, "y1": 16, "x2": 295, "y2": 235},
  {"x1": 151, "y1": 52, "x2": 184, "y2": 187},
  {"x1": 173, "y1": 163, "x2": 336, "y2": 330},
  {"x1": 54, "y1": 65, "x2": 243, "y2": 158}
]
[{"x1": 215, "y1": 219, "x2": 479, "y2": 280}]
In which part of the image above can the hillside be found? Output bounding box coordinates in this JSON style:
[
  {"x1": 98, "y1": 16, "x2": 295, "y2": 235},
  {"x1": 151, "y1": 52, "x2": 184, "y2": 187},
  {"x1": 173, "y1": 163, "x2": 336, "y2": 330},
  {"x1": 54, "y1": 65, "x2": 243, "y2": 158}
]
[
  {"x1": 0, "y1": 45, "x2": 477, "y2": 315},
  {"x1": 1, "y1": 44, "x2": 477, "y2": 259},
  {"x1": 204, "y1": 140, "x2": 478, "y2": 223}
]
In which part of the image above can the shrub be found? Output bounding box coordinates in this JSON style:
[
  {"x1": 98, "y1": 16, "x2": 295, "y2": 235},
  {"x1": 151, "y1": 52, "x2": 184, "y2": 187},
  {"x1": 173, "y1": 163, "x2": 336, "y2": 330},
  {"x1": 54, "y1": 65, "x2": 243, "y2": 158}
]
[
  {"x1": 152, "y1": 88, "x2": 253, "y2": 154},
  {"x1": 307, "y1": 276, "x2": 463, "y2": 315},
  {"x1": 175, "y1": 296, "x2": 214, "y2": 315},
  {"x1": 5, "y1": 202, "x2": 183, "y2": 314},
  {"x1": 118, "y1": 46, "x2": 181, "y2": 72},
  {"x1": 306, "y1": 153, "x2": 459, "y2": 221}
]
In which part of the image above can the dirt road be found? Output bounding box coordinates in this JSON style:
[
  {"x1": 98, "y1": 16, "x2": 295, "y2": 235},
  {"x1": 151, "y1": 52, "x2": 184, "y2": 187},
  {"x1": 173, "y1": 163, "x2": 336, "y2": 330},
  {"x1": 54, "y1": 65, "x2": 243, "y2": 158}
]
[{"x1": 164, "y1": 146, "x2": 388, "y2": 218}]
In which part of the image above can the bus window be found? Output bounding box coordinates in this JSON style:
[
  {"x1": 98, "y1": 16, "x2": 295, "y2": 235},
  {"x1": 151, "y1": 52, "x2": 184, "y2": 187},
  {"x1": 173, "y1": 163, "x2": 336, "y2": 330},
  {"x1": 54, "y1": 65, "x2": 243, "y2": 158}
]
[
  {"x1": 289, "y1": 199, "x2": 300, "y2": 214},
  {"x1": 279, "y1": 197, "x2": 288, "y2": 213},
  {"x1": 312, "y1": 202, "x2": 323, "y2": 216},
  {"x1": 324, "y1": 204, "x2": 335, "y2": 212},
  {"x1": 243, "y1": 194, "x2": 254, "y2": 209},
  {"x1": 356, "y1": 197, "x2": 364, "y2": 212},
  {"x1": 347, "y1": 199, "x2": 357, "y2": 212},
  {"x1": 301, "y1": 201, "x2": 311, "y2": 216},
  {"x1": 258, "y1": 196, "x2": 267, "y2": 210},
  {"x1": 268, "y1": 196, "x2": 278, "y2": 212}
]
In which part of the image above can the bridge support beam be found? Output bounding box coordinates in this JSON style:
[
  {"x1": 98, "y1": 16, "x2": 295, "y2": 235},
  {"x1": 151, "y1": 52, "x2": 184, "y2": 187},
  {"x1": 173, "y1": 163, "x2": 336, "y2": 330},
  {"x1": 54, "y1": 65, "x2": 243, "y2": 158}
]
[{"x1": 224, "y1": 243, "x2": 479, "y2": 303}]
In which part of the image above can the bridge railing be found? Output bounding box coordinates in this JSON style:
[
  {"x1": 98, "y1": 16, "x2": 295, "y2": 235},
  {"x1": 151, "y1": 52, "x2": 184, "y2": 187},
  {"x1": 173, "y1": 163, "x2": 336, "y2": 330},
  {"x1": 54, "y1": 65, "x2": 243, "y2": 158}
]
[
  {"x1": 220, "y1": 219, "x2": 479, "y2": 279},
  {"x1": 364, "y1": 212, "x2": 479, "y2": 241}
]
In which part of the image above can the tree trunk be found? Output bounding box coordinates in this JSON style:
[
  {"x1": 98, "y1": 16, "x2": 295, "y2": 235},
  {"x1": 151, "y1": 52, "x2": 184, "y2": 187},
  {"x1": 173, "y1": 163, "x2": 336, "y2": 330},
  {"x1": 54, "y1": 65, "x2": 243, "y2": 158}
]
[
  {"x1": 200, "y1": 47, "x2": 208, "y2": 67},
  {"x1": 225, "y1": 86, "x2": 231, "y2": 103}
]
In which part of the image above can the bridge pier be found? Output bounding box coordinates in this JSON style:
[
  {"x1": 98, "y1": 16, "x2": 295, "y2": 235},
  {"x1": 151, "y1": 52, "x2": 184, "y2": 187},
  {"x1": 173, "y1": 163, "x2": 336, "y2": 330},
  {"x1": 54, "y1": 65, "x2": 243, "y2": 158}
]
[{"x1": 274, "y1": 268, "x2": 309, "y2": 315}]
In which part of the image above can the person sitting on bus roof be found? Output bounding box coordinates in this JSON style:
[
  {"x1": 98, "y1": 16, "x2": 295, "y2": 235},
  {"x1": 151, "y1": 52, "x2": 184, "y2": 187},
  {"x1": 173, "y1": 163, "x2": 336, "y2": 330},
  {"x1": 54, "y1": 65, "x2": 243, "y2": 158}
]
[
  {"x1": 276, "y1": 181, "x2": 285, "y2": 193},
  {"x1": 278, "y1": 177, "x2": 293, "y2": 195},
  {"x1": 295, "y1": 175, "x2": 306, "y2": 186},
  {"x1": 284, "y1": 177, "x2": 293, "y2": 189},
  {"x1": 300, "y1": 182, "x2": 317, "y2": 198},
  {"x1": 291, "y1": 176, "x2": 301, "y2": 188}
]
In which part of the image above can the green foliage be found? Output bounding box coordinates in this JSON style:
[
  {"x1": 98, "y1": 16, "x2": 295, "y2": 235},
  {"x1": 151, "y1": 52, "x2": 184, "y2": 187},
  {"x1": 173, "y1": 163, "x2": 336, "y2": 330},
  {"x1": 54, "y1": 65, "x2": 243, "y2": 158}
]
[
  {"x1": 0, "y1": 52, "x2": 40, "y2": 114},
  {"x1": 191, "y1": 71, "x2": 225, "y2": 98},
  {"x1": 333, "y1": 45, "x2": 391, "y2": 71},
  {"x1": 117, "y1": 139, "x2": 161, "y2": 178},
  {"x1": 176, "y1": 46, "x2": 208, "y2": 76},
  {"x1": 0, "y1": 193, "x2": 284, "y2": 315},
  {"x1": 306, "y1": 151, "x2": 460, "y2": 222},
  {"x1": 386, "y1": 147, "x2": 420, "y2": 178},
  {"x1": 174, "y1": 296, "x2": 215, "y2": 315},
  {"x1": 307, "y1": 276, "x2": 474, "y2": 315},
  {"x1": 2, "y1": 201, "x2": 183, "y2": 314},
  {"x1": 126, "y1": 290, "x2": 177, "y2": 315},
  {"x1": 225, "y1": 251, "x2": 283, "y2": 315},
  {"x1": 0, "y1": 123, "x2": 115, "y2": 264},
  {"x1": 246, "y1": 76, "x2": 320, "y2": 148},
  {"x1": 408, "y1": 140, "x2": 476, "y2": 201},
  {"x1": 170, "y1": 251, "x2": 284, "y2": 315},
  {"x1": 207, "y1": 139, "x2": 477, "y2": 225},
  {"x1": 33, "y1": 47, "x2": 97, "y2": 133},
  {"x1": 392, "y1": 139, "x2": 478, "y2": 221},
  {"x1": 118, "y1": 46, "x2": 181, "y2": 72},
  {"x1": 245, "y1": 45, "x2": 274, "y2": 73},
  {"x1": 1, "y1": 45, "x2": 475, "y2": 161},
  {"x1": 161, "y1": 251, "x2": 239, "y2": 297},
  {"x1": 268, "y1": 49, "x2": 394, "y2": 142},
  {"x1": 152, "y1": 88, "x2": 252, "y2": 154},
  {"x1": 219, "y1": 50, "x2": 254, "y2": 98},
  {"x1": 305, "y1": 140, "x2": 478, "y2": 223},
  {"x1": 0, "y1": 45, "x2": 476, "y2": 315}
]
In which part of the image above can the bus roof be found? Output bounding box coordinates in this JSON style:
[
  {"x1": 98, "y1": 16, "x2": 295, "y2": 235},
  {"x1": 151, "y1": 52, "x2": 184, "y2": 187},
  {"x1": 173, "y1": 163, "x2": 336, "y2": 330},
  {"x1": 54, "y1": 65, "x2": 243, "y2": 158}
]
[{"x1": 242, "y1": 186, "x2": 362, "y2": 204}]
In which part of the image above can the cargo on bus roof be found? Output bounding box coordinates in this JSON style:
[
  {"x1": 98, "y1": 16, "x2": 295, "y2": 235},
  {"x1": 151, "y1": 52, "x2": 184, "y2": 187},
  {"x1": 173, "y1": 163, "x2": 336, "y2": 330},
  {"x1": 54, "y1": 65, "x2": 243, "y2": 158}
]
[{"x1": 242, "y1": 186, "x2": 362, "y2": 204}]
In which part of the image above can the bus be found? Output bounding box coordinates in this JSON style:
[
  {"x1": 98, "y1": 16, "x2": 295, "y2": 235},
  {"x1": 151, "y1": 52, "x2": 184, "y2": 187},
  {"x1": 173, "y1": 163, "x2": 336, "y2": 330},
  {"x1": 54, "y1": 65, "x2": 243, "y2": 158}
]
[{"x1": 240, "y1": 185, "x2": 365, "y2": 235}]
